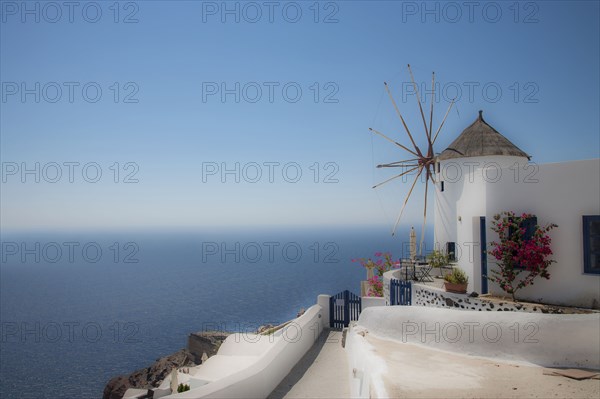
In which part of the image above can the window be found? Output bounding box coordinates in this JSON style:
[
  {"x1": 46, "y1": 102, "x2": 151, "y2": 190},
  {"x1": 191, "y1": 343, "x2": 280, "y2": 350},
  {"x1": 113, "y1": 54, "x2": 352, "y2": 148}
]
[
  {"x1": 583, "y1": 215, "x2": 600, "y2": 275},
  {"x1": 446, "y1": 242, "x2": 456, "y2": 261},
  {"x1": 440, "y1": 181, "x2": 444, "y2": 192},
  {"x1": 510, "y1": 216, "x2": 537, "y2": 269},
  {"x1": 509, "y1": 216, "x2": 537, "y2": 241}
]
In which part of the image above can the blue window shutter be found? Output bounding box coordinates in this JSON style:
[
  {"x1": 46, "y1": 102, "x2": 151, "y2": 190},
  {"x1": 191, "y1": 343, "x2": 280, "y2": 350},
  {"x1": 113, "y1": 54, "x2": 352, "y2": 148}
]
[
  {"x1": 583, "y1": 215, "x2": 600, "y2": 275},
  {"x1": 523, "y1": 217, "x2": 537, "y2": 241}
]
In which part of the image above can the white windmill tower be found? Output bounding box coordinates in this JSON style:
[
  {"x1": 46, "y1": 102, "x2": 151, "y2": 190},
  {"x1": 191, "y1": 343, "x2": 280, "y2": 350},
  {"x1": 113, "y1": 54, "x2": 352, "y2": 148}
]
[{"x1": 434, "y1": 110, "x2": 530, "y2": 292}]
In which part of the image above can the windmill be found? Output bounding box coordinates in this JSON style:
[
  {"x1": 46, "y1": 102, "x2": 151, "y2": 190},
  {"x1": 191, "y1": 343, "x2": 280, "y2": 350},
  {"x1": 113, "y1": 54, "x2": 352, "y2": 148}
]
[{"x1": 370, "y1": 64, "x2": 455, "y2": 255}]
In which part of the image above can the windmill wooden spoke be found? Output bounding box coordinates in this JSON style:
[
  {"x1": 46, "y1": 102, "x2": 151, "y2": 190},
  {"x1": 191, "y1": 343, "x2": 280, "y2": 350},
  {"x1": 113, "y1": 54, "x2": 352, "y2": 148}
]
[
  {"x1": 372, "y1": 165, "x2": 420, "y2": 189},
  {"x1": 432, "y1": 99, "x2": 455, "y2": 145},
  {"x1": 391, "y1": 166, "x2": 423, "y2": 236},
  {"x1": 428, "y1": 72, "x2": 435, "y2": 155},
  {"x1": 383, "y1": 82, "x2": 422, "y2": 157},
  {"x1": 377, "y1": 164, "x2": 420, "y2": 168},
  {"x1": 384, "y1": 158, "x2": 420, "y2": 165},
  {"x1": 408, "y1": 64, "x2": 431, "y2": 141},
  {"x1": 369, "y1": 128, "x2": 419, "y2": 157},
  {"x1": 427, "y1": 72, "x2": 435, "y2": 148},
  {"x1": 377, "y1": 159, "x2": 420, "y2": 168},
  {"x1": 419, "y1": 175, "x2": 429, "y2": 255}
]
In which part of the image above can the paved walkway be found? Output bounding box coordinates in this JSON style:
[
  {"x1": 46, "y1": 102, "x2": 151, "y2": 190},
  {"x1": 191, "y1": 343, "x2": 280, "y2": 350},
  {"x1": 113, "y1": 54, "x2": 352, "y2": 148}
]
[
  {"x1": 366, "y1": 335, "x2": 600, "y2": 399},
  {"x1": 268, "y1": 330, "x2": 351, "y2": 399}
]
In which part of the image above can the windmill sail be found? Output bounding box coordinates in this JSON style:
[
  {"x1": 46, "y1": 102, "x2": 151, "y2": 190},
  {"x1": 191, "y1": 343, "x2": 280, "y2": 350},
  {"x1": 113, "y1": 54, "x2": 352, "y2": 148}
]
[{"x1": 370, "y1": 65, "x2": 454, "y2": 254}]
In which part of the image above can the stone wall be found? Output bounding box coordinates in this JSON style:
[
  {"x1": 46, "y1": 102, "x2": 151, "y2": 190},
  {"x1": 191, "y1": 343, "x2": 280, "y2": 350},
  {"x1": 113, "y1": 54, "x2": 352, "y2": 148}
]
[{"x1": 413, "y1": 283, "x2": 595, "y2": 314}]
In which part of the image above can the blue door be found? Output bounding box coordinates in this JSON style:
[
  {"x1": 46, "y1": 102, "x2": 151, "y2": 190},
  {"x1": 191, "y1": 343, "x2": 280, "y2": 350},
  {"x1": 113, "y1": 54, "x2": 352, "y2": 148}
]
[{"x1": 480, "y1": 216, "x2": 488, "y2": 294}]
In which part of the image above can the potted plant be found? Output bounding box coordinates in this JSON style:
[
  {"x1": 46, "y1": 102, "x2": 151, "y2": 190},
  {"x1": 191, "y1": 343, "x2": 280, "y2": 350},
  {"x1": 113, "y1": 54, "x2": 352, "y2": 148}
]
[
  {"x1": 427, "y1": 250, "x2": 450, "y2": 278},
  {"x1": 443, "y1": 268, "x2": 468, "y2": 294}
]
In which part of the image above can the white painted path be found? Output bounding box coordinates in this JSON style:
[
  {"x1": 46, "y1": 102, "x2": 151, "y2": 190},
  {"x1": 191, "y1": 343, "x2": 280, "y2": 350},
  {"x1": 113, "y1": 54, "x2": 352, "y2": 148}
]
[{"x1": 268, "y1": 330, "x2": 351, "y2": 399}]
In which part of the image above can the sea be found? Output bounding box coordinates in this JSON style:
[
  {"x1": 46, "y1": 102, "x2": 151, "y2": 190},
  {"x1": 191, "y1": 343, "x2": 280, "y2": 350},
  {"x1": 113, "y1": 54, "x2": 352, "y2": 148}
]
[{"x1": 0, "y1": 226, "x2": 432, "y2": 398}]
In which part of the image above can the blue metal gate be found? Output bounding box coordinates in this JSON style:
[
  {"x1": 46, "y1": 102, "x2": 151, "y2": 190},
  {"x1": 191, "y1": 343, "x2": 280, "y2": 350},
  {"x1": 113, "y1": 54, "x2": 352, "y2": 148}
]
[
  {"x1": 390, "y1": 279, "x2": 412, "y2": 306},
  {"x1": 329, "y1": 290, "x2": 361, "y2": 329}
]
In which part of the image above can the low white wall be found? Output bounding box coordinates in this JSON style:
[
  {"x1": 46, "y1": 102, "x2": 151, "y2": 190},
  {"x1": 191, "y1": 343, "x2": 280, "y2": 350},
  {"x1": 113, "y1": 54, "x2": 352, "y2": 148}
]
[
  {"x1": 165, "y1": 304, "x2": 324, "y2": 398},
  {"x1": 356, "y1": 306, "x2": 600, "y2": 369},
  {"x1": 346, "y1": 327, "x2": 386, "y2": 399},
  {"x1": 317, "y1": 294, "x2": 329, "y2": 327},
  {"x1": 361, "y1": 296, "x2": 386, "y2": 310}
]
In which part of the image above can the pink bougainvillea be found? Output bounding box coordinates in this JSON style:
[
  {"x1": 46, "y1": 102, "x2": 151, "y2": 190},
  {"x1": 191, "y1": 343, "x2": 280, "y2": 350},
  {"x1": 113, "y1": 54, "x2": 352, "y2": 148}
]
[
  {"x1": 487, "y1": 211, "x2": 557, "y2": 301},
  {"x1": 352, "y1": 252, "x2": 400, "y2": 297},
  {"x1": 351, "y1": 252, "x2": 398, "y2": 277},
  {"x1": 367, "y1": 275, "x2": 384, "y2": 297}
]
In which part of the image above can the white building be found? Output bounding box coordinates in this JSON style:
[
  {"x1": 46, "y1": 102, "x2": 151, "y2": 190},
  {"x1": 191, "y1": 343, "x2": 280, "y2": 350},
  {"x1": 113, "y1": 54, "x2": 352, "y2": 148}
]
[{"x1": 434, "y1": 111, "x2": 600, "y2": 308}]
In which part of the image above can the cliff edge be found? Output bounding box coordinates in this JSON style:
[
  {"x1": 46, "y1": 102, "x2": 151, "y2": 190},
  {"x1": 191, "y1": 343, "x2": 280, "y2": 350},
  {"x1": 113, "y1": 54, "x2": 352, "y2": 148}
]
[{"x1": 102, "y1": 331, "x2": 229, "y2": 399}]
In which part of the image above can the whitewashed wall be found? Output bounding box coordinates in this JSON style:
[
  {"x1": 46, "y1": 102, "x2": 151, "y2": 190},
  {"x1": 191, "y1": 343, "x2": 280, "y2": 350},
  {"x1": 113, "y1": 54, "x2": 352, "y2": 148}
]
[
  {"x1": 361, "y1": 296, "x2": 386, "y2": 309},
  {"x1": 434, "y1": 156, "x2": 528, "y2": 292},
  {"x1": 346, "y1": 305, "x2": 600, "y2": 399},
  {"x1": 484, "y1": 159, "x2": 600, "y2": 307},
  {"x1": 355, "y1": 306, "x2": 600, "y2": 369},
  {"x1": 345, "y1": 326, "x2": 381, "y2": 399},
  {"x1": 165, "y1": 304, "x2": 324, "y2": 398}
]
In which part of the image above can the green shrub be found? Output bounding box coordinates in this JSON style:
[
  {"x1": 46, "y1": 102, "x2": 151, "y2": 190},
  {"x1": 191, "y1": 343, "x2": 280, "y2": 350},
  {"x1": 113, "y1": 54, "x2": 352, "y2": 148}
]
[
  {"x1": 444, "y1": 268, "x2": 468, "y2": 284},
  {"x1": 427, "y1": 250, "x2": 450, "y2": 269},
  {"x1": 177, "y1": 383, "x2": 190, "y2": 393}
]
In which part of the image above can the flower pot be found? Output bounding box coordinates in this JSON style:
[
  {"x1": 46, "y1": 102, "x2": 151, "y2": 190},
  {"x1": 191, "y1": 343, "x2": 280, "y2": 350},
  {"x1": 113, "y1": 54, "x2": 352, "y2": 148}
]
[{"x1": 444, "y1": 281, "x2": 467, "y2": 294}]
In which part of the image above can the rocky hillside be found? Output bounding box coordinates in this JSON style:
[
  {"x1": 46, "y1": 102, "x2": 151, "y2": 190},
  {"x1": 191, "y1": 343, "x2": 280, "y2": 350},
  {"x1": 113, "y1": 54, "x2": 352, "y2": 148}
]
[
  {"x1": 187, "y1": 331, "x2": 230, "y2": 364},
  {"x1": 103, "y1": 331, "x2": 229, "y2": 399}
]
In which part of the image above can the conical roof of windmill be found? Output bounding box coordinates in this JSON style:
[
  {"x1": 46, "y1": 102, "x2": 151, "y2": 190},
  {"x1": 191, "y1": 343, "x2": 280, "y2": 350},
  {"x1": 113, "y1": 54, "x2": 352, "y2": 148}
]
[{"x1": 438, "y1": 111, "x2": 530, "y2": 160}]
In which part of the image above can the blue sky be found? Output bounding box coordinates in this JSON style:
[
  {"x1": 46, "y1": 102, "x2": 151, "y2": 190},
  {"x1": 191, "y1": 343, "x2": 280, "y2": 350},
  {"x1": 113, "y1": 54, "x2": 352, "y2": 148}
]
[{"x1": 1, "y1": 0, "x2": 599, "y2": 231}]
